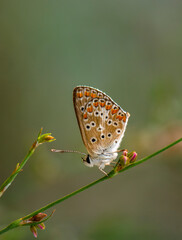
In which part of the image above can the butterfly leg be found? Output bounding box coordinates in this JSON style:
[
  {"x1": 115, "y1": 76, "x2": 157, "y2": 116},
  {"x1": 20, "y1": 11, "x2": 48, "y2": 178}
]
[
  {"x1": 109, "y1": 162, "x2": 117, "y2": 168},
  {"x1": 98, "y1": 166, "x2": 108, "y2": 176},
  {"x1": 106, "y1": 149, "x2": 128, "y2": 155},
  {"x1": 114, "y1": 149, "x2": 127, "y2": 153}
]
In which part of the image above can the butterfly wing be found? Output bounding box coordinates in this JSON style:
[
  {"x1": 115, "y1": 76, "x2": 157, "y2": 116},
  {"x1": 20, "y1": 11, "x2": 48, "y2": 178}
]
[{"x1": 73, "y1": 86, "x2": 130, "y2": 158}]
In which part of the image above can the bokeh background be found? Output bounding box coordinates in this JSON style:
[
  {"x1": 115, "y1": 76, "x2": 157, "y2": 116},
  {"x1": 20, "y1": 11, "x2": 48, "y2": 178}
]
[{"x1": 0, "y1": 1, "x2": 182, "y2": 239}]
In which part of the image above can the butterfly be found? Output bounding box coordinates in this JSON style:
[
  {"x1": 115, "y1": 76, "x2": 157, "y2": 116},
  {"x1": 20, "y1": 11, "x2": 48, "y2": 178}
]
[{"x1": 51, "y1": 86, "x2": 130, "y2": 174}]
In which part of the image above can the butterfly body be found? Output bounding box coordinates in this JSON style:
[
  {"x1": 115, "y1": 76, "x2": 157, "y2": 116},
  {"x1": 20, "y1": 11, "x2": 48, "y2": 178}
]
[{"x1": 73, "y1": 86, "x2": 130, "y2": 171}]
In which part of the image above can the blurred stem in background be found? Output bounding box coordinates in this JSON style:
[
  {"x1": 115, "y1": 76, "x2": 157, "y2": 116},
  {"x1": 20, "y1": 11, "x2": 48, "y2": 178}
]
[{"x1": 0, "y1": 128, "x2": 55, "y2": 198}]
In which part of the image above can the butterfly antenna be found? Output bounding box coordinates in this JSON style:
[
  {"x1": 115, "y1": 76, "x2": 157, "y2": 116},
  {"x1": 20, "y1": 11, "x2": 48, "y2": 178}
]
[{"x1": 51, "y1": 149, "x2": 87, "y2": 156}]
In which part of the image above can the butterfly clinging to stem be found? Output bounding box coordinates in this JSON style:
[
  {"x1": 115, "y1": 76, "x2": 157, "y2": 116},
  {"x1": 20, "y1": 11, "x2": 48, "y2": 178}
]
[{"x1": 51, "y1": 86, "x2": 130, "y2": 175}]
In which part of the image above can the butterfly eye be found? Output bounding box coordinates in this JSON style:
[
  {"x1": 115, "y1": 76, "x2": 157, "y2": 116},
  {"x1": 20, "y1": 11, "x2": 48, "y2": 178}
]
[{"x1": 86, "y1": 155, "x2": 91, "y2": 163}]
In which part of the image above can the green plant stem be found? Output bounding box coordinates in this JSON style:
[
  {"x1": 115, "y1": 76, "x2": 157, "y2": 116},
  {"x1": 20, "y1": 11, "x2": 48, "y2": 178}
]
[
  {"x1": 0, "y1": 129, "x2": 55, "y2": 198},
  {"x1": 0, "y1": 220, "x2": 21, "y2": 235},
  {"x1": 0, "y1": 137, "x2": 181, "y2": 235},
  {"x1": 0, "y1": 144, "x2": 36, "y2": 195}
]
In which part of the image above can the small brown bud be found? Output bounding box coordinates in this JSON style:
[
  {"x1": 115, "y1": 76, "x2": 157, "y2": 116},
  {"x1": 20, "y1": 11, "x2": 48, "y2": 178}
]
[{"x1": 29, "y1": 213, "x2": 47, "y2": 222}]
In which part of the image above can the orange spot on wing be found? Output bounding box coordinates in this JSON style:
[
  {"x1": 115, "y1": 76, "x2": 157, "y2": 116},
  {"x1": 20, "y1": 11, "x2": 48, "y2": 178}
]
[
  {"x1": 99, "y1": 102, "x2": 105, "y2": 107},
  {"x1": 77, "y1": 92, "x2": 83, "y2": 98},
  {"x1": 84, "y1": 91, "x2": 90, "y2": 97},
  {"x1": 93, "y1": 102, "x2": 99, "y2": 107},
  {"x1": 106, "y1": 105, "x2": 112, "y2": 110},
  {"x1": 111, "y1": 109, "x2": 118, "y2": 114},
  {"x1": 87, "y1": 105, "x2": 93, "y2": 113},
  {"x1": 116, "y1": 115, "x2": 123, "y2": 121},
  {"x1": 83, "y1": 113, "x2": 88, "y2": 119},
  {"x1": 91, "y1": 93, "x2": 97, "y2": 98},
  {"x1": 116, "y1": 114, "x2": 126, "y2": 122},
  {"x1": 122, "y1": 115, "x2": 126, "y2": 122}
]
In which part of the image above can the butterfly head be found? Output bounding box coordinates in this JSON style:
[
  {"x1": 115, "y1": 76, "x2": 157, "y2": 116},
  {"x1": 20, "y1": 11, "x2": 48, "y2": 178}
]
[{"x1": 82, "y1": 154, "x2": 94, "y2": 167}]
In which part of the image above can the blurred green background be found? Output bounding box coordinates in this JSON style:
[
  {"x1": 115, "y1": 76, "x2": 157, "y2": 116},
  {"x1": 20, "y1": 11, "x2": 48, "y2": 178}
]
[{"x1": 0, "y1": 1, "x2": 182, "y2": 239}]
